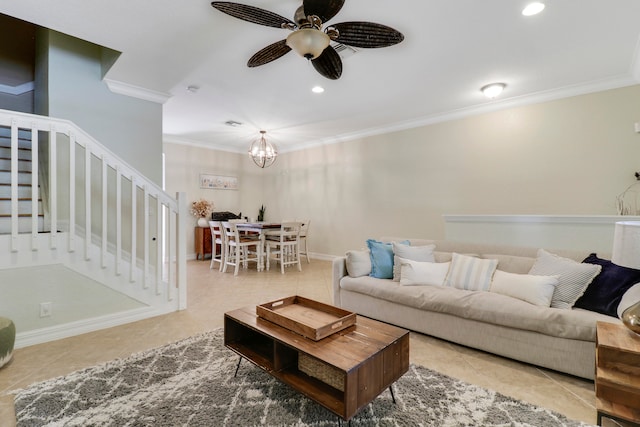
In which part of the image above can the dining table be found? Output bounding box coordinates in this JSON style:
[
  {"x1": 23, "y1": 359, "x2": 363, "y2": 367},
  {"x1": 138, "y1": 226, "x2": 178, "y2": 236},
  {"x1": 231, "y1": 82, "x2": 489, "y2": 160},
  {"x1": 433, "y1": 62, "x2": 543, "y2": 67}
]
[{"x1": 235, "y1": 222, "x2": 281, "y2": 271}]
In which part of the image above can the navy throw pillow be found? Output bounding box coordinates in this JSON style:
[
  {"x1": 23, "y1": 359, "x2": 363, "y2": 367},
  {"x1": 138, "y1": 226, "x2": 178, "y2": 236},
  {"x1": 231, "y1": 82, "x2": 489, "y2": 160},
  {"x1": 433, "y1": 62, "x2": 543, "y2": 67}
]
[{"x1": 575, "y1": 253, "x2": 640, "y2": 317}]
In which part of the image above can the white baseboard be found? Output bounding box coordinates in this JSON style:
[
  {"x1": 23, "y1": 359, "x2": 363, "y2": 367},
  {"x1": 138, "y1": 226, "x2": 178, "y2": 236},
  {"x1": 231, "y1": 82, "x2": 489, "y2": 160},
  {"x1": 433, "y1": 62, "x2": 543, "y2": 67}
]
[
  {"x1": 14, "y1": 306, "x2": 168, "y2": 349},
  {"x1": 307, "y1": 252, "x2": 336, "y2": 262}
]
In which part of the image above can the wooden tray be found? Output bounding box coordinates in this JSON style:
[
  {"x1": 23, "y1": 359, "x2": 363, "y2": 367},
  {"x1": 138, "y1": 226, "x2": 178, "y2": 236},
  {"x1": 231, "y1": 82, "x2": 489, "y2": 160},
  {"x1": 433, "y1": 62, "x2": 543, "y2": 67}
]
[{"x1": 256, "y1": 296, "x2": 356, "y2": 341}]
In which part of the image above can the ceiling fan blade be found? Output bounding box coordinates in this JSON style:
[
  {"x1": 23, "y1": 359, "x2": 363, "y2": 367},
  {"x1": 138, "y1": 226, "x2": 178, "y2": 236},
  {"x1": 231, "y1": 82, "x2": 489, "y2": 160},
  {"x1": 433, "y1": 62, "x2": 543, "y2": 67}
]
[
  {"x1": 311, "y1": 46, "x2": 342, "y2": 80},
  {"x1": 332, "y1": 22, "x2": 404, "y2": 48},
  {"x1": 303, "y1": 0, "x2": 345, "y2": 23},
  {"x1": 211, "y1": 2, "x2": 295, "y2": 28},
  {"x1": 247, "y1": 40, "x2": 292, "y2": 67}
]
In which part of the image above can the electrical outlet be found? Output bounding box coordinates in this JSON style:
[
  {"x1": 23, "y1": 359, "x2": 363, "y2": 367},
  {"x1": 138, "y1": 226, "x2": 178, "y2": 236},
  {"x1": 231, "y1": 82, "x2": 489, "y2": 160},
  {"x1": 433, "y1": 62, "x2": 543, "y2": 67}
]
[{"x1": 40, "y1": 302, "x2": 52, "y2": 318}]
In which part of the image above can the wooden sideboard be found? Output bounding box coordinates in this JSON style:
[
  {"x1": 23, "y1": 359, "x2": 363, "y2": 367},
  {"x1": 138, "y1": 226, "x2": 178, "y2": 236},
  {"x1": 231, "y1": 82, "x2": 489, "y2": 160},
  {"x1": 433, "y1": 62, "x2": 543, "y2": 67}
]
[{"x1": 194, "y1": 226, "x2": 212, "y2": 260}]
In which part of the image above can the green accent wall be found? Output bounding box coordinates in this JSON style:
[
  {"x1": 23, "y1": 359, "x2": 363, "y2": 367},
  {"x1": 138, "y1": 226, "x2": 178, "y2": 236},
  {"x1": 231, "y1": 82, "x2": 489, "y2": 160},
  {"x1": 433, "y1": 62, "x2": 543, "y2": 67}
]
[{"x1": 36, "y1": 29, "x2": 162, "y2": 185}]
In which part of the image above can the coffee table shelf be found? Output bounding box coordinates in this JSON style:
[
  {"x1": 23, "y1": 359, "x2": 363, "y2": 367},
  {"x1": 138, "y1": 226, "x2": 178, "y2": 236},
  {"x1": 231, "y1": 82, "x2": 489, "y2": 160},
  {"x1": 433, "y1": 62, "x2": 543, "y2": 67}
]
[{"x1": 225, "y1": 304, "x2": 409, "y2": 421}]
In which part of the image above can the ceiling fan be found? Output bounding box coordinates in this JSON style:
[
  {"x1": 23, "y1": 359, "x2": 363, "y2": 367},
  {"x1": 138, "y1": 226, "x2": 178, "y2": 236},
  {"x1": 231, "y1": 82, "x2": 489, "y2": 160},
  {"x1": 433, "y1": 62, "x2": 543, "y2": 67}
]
[{"x1": 211, "y1": 0, "x2": 404, "y2": 80}]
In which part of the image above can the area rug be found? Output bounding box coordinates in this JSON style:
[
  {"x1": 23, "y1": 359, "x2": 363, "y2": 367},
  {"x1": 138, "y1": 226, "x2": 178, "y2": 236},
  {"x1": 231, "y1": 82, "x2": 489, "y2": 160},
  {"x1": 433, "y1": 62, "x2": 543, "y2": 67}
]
[{"x1": 14, "y1": 328, "x2": 593, "y2": 427}]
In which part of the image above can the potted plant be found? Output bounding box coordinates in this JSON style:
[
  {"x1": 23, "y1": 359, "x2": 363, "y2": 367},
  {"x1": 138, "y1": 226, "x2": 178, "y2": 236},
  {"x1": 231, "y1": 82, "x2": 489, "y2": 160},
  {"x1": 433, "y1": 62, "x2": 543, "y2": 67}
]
[
  {"x1": 258, "y1": 205, "x2": 266, "y2": 222},
  {"x1": 191, "y1": 199, "x2": 214, "y2": 227}
]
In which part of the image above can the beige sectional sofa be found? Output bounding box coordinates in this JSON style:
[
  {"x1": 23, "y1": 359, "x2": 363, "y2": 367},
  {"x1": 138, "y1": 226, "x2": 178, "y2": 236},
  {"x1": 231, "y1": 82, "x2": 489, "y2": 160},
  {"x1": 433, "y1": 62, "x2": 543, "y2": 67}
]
[{"x1": 332, "y1": 238, "x2": 631, "y2": 380}]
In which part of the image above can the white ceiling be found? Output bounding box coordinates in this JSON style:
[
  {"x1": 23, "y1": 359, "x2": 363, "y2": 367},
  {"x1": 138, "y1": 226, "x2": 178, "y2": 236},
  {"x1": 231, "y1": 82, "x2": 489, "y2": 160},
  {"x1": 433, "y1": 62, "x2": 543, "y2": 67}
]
[{"x1": 2, "y1": 1, "x2": 640, "y2": 153}]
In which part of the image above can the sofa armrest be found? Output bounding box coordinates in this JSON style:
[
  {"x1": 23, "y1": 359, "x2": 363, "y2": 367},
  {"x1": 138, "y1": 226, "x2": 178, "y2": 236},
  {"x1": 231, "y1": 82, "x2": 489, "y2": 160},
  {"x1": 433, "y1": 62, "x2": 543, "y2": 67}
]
[{"x1": 332, "y1": 256, "x2": 348, "y2": 307}]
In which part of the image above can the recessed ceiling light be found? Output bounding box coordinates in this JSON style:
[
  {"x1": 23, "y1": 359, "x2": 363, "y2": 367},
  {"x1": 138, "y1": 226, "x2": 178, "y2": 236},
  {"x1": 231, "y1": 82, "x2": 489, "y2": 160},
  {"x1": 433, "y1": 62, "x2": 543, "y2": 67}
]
[
  {"x1": 225, "y1": 120, "x2": 243, "y2": 127},
  {"x1": 481, "y1": 83, "x2": 506, "y2": 99},
  {"x1": 186, "y1": 85, "x2": 200, "y2": 93},
  {"x1": 522, "y1": 2, "x2": 545, "y2": 16},
  {"x1": 312, "y1": 86, "x2": 325, "y2": 94}
]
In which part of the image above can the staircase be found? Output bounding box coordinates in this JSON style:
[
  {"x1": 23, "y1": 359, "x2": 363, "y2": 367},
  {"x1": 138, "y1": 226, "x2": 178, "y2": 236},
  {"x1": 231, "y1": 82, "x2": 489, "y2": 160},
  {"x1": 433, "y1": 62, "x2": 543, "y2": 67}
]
[
  {"x1": 0, "y1": 109, "x2": 187, "y2": 348},
  {"x1": 0, "y1": 126, "x2": 45, "y2": 234}
]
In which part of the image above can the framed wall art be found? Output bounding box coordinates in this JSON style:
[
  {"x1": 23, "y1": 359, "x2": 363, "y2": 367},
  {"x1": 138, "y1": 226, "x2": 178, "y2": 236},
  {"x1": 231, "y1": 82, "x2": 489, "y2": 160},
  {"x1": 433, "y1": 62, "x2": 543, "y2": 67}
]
[{"x1": 199, "y1": 174, "x2": 239, "y2": 190}]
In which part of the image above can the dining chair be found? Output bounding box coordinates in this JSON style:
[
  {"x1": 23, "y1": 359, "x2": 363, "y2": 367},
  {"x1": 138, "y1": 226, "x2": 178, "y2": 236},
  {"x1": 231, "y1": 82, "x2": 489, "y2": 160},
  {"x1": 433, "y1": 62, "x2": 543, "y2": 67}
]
[
  {"x1": 298, "y1": 219, "x2": 311, "y2": 263},
  {"x1": 221, "y1": 221, "x2": 261, "y2": 276},
  {"x1": 208, "y1": 221, "x2": 224, "y2": 271},
  {"x1": 265, "y1": 222, "x2": 302, "y2": 274}
]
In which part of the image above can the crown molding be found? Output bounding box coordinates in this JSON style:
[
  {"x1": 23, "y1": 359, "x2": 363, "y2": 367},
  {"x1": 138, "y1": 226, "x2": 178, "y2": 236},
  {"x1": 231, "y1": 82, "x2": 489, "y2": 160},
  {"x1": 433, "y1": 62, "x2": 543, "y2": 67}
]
[
  {"x1": 291, "y1": 74, "x2": 640, "y2": 153},
  {"x1": 164, "y1": 74, "x2": 640, "y2": 155},
  {"x1": 104, "y1": 79, "x2": 172, "y2": 104},
  {"x1": 163, "y1": 135, "x2": 244, "y2": 154}
]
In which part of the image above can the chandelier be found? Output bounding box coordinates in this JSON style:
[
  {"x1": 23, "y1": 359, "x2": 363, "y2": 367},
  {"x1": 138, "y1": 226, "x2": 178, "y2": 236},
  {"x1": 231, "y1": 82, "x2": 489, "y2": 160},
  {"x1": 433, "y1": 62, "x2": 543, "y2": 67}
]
[{"x1": 248, "y1": 130, "x2": 277, "y2": 168}]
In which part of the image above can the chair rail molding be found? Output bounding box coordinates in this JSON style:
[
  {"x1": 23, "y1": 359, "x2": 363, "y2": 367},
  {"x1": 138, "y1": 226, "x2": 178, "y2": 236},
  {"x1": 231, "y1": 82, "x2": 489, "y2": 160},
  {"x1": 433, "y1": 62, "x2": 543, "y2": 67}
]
[{"x1": 443, "y1": 214, "x2": 640, "y2": 254}]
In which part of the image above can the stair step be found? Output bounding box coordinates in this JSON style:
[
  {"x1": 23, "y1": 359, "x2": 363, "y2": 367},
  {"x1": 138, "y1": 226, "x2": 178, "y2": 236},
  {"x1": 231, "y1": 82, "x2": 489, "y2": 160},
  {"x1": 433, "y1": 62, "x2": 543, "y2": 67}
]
[
  {"x1": 0, "y1": 215, "x2": 45, "y2": 234},
  {"x1": 0, "y1": 183, "x2": 35, "y2": 196},
  {"x1": 0, "y1": 197, "x2": 42, "y2": 202},
  {"x1": 0, "y1": 213, "x2": 44, "y2": 218},
  {"x1": 0, "y1": 146, "x2": 32, "y2": 160},
  {"x1": 0, "y1": 126, "x2": 33, "y2": 138},
  {"x1": 0, "y1": 138, "x2": 33, "y2": 150},
  {"x1": 0, "y1": 188, "x2": 35, "y2": 198},
  {"x1": 0, "y1": 158, "x2": 32, "y2": 171},
  {"x1": 0, "y1": 171, "x2": 33, "y2": 185},
  {"x1": 0, "y1": 199, "x2": 43, "y2": 215}
]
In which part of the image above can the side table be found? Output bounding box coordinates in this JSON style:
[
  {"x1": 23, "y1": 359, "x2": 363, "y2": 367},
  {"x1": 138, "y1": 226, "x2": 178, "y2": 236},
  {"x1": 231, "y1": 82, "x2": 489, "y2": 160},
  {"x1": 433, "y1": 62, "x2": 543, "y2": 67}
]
[
  {"x1": 194, "y1": 226, "x2": 212, "y2": 260},
  {"x1": 595, "y1": 321, "x2": 640, "y2": 426}
]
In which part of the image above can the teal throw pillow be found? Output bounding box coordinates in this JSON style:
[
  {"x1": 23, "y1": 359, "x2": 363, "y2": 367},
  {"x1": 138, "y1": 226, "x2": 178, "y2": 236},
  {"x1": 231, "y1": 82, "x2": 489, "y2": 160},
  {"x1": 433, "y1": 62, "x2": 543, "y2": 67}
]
[{"x1": 366, "y1": 239, "x2": 410, "y2": 279}]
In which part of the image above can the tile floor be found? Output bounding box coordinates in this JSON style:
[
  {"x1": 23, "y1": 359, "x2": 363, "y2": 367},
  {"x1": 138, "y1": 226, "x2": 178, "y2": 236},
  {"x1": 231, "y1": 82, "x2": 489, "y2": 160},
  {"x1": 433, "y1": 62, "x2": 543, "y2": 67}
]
[{"x1": 0, "y1": 259, "x2": 624, "y2": 426}]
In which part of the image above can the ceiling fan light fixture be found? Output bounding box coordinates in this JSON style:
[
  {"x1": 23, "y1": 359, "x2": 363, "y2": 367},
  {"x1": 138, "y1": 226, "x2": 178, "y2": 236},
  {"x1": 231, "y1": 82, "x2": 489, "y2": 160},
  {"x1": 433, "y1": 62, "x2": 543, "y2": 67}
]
[
  {"x1": 286, "y1": 28, "x2": 330, "y2": 59},
  {"x1": 481, "y1": 82, "x2": 506, "y2": 99},
  {"x1": 248, "y1": 130, "x2": 278, "y2": 168}
]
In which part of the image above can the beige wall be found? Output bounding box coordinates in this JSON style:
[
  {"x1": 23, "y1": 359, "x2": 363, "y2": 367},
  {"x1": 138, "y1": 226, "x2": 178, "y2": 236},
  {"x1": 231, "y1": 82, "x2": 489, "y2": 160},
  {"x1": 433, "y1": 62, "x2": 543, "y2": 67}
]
[
  {"x1": 41, "y1": 30, "x2": 164, "y2": 184},
  {"x1": 165, "y1": 85, "x2": 640, "y2": 258},
  {"x1": 163, "y1": 143, "x2": 262, "y2": 255}
]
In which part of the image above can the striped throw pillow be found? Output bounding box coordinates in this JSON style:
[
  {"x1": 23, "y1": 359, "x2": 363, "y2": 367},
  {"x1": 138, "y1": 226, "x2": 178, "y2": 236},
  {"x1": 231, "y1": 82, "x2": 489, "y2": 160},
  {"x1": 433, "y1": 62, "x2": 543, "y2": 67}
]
[
  {"x1": 528, "y1": 249, "x2": 601, "y2": 309},
  {"x1": 444, "y1": 253, "x2": 498, "y2": 291}
]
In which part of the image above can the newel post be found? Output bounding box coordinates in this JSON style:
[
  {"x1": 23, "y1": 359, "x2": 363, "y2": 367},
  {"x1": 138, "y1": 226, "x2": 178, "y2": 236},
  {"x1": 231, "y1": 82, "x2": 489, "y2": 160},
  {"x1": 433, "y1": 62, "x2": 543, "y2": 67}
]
[{"x1": 176, "y1": 191, "x2": 188, "y2": 310}]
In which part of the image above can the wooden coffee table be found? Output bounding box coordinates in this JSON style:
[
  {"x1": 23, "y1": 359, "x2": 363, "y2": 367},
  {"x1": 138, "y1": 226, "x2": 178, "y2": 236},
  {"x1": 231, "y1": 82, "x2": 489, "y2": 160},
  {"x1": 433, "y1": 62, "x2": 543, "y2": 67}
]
[{"x1": 224, "y1": 304, "x2": 410, "y2": 421}]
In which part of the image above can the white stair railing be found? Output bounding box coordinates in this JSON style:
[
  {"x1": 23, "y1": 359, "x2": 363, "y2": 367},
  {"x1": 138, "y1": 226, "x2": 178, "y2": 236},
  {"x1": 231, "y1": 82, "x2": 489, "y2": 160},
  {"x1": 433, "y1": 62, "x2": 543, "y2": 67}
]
[{"x1": 0, "y1": 108, "x2": 187, "y2": 313}]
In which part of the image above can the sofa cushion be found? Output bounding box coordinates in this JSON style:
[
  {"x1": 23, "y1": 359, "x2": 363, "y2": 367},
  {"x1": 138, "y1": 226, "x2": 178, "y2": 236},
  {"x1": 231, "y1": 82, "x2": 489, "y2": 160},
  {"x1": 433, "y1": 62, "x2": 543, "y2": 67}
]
[
  {"x1": 339, "y1": 275, "x2": 613, "y2": 341},
  {"x1": 398, "y1": 258, "x2": 450, "y2": 286},
  {"x1": 529, "y1": 249, "x2": 601, "y2": 310},
  {"x1": 444, "y1": 253, "x2": 498, "y2": 291},
  {"x1": 345, "y1": 250, "x2": 371, "y2": 277},
  {"x1": 481, "y1": 254, "x2": 535, "y2": 274},
  {"x1": 366, "y1": 239, "x2": 409, "y2": 279},
  {"x1": 575, "y1": 253, "x2": 640, "y2": 317},
  {"x1": 490, "y1": 270, "x2": 558, "y2": 307},
  {"x1": 434, "y1": 251, "x2": 453, "y2": 262},
  {"x1": 392, "y1": 242, "x2": 435, "y2": 281}
]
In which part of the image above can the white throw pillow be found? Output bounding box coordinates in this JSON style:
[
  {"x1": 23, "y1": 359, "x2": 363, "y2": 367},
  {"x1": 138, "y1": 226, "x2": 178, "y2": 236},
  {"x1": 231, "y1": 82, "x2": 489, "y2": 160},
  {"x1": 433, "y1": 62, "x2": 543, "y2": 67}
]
[
  {"x1": 399, "y1": 258, "x2": 450, "y2": 286},
  {"x1": 529, "y1": 249, "x2": 601, "y2": 309},
  {"x1": 490, "y1": 270, "x2": 559, "y2": 307},
  {"x1": 345, "y1": 250, "x2": 371, "y2": 277},
  {"x1": 392, "y1": 242, "x2": 435, "y2": 281},
  {"x1": 444, "y1": 253, "x2": 498, "y2": 291}
]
